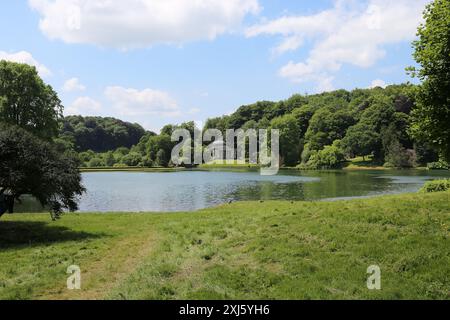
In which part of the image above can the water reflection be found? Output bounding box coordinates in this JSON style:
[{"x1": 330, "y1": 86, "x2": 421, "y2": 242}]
[{"x1": 14, "y1": 169, "x2": 450, "y2": 213}]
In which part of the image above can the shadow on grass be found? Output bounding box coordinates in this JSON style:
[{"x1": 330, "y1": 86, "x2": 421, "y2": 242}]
[{"x1": 0, "y1": 221, "x2": 106, "y2": 249}]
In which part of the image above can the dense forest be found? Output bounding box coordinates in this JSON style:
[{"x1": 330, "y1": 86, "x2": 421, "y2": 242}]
[
  {"x1": 68, "y1": 84, "x2": 446, "y2": 170},
  {"x1": 58, "y1": 116, "x2": 150, "y2": 153}
]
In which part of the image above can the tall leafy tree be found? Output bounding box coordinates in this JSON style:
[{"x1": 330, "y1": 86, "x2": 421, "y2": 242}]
[
  {"x1": 0, "y1": 61, "x2": 63, "y2": 140},
  {"x1": 409, "y1": 0, "x2": 450, "y2": 161},
  {"x1": 342, "y1": 123, "x2": 380, "y2": 160},
  {"x1": 0, "y1": 125, "x2": 85, "y2": 220},
  {"x1": 270, "y1": 114, "x2": 302, "y2": 166}
]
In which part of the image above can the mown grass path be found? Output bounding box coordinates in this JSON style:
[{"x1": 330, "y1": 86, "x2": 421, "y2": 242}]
[{"x1": 0, "y1": 192, "x2": 449, "y2": 300}]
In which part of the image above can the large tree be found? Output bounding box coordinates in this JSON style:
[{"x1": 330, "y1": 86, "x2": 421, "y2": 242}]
[
  {"x1": 0, "y1": 125, "x2": 85, "y2": 220},
  {"x1": 270, "y1": 114, "x2": 302, "y2": 166},
  {"x1": 0, "y1": 61, "x2": 63, "y2": 140},
  {"x1": 409, "y1": 0, "x2": 450, "y2": 161},
  {"x1": 342, "y1": 123, "x2": 380, "y2": 160}
]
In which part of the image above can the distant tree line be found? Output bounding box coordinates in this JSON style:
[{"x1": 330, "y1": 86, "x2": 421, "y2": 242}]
[
  {"x1": 59, "y1": 116, "x2": 148, "y2": 153},
  {"x1": 204, "y1": 85, "x2": 441, "y2": 169},
  {"x1": 71, "y1": 84, "x2": 446, "y2": 170}
]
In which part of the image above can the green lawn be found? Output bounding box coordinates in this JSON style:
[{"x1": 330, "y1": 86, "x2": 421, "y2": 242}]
[{"x1": 0, "y1": 192, "x2": 449, "y2": 300}]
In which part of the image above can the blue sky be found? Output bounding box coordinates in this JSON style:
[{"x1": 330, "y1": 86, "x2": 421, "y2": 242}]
[{"x1": 0, "y1": 0, "x2": 429, "y2": 132}]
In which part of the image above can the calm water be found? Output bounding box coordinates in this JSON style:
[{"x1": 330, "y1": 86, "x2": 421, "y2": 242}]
[
  {"x1": 16, "y1": 169, "x2": 450, "y2": 213},
  {"x1": 75, "y1": 169, "x2": 450, "y2": 212}
]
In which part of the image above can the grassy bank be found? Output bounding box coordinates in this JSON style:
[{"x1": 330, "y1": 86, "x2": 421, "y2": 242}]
[
  {"x1": 80, "y1": 167, "x2": 186, "y2": 173},
  {"x1": 80, "y1": 157, "x2": 435, "y2": 172},
  {"x1": 0, "y1": 192, "x2": 449, "y2": 300}
]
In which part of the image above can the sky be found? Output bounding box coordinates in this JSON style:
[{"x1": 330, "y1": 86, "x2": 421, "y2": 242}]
[{"x1": 0, "y1": 0, "x2": 430, "y2": 132}]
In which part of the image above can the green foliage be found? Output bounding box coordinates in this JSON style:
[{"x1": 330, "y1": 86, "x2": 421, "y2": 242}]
[
  {"x1": 60, "y1": 115, "x2": 148, "y2": 152},
  {"x1": 305, "y1": 107, "x2": 356, "y2": 151},
  {"x1": 409, "y1": 0, "x2": 450, "y2": 161},
  {"x1": 382, "y1": 124, "x2": 417, "y2": 168},
  {"x1": 0, "y1": 124, "x2": 85, "y2": 219},
  {"x1": 228, "y1": 101, "x2": 277, "y2": 129},
  {"x1": 42, "y1": 83, "x2": 438, "y2": 170},
  {"x1": 3, "y1": 192, "x2": 449, "y2": 299},
  {"x1": 420, "y1": 179, "x2": 450, "y2": 193},
  {"x1": 155, "y1": 149, "x2": 169, "y2": 167},
  {"x1": 342, "y1": 123, "x2": 380, "y2": 159},
  {"x1": 302, "y1": 140, "x2": 345, "y2": 169},
  {"x1": 122, "y1": 152, "x2": 143, "y2": 167},
  {"x1": 88, "y1": 157, "x2": 104, "y2": 168},
  {"x1": 270, "y1": 114, "x2": 302, "y2": 166},
  {"x1": 147, "y1": 134, "x2": 173, "y2": 163},
  {"x1": 0, "y1": 61, "x2": 62, "y2": 140},
  {"x1": 427, "y1": 160, "x2": 449, "y2": 170},
  {"x1": 104, "y1": 152, "x2": 116, "y2": 167}
]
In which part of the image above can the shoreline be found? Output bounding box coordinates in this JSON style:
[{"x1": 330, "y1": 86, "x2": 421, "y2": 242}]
[{"x1": 80, "y1": 165, "x2": 442, "y2": 173}]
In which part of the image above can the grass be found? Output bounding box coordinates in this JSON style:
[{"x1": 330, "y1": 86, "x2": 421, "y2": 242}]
[
  {"x1": 343, "y1": 156, "x2": 387, "y2": 170},
  {"x1": 199, "y1": 161, "x2": 260, "y2": 170},
  {"x1": 0, "y1": 191, "x2": 449, "y2": 300},
  {"x1": 343, "y1": 156, "x2": 428, "y2": 171}
]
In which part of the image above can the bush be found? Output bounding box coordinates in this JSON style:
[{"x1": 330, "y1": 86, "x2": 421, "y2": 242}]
[
  {"x1": 384, "y1": 140, "x2": 417, "y2": 168},
  {"x1": 122, "y1": 152, "x2": 142, "y2": 167},
  {"x1": 88, "y1": 157, "x2": 105, "y2": 167},
  {"x1": 140, "y1": 156, "x2": 154, "y2": 167},
  {"x1": 427, "y1": 160, "x2": 449, "y2": 170},
  {"x1": 420, "y1": 179, "x2": 450, "y2": 193},
  {"x1": 301, "y1": 140, "x2": 345, "y2": 169}
]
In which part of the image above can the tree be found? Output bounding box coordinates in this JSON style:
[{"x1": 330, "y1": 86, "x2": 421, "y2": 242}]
[
  {"x1": 342, "y1": 123, "x2": 380, "y2": 160},
  {"x1": 122, "y1": 152, "x2": 142, "y2": 167},
  {"x1": 382, "y1": 124, "x2": 416, "y2": 168},
  {"x1": 0, "y1": 61, "x2": 63, "y2": 140},
  {"x1": 305, "y1": 108, "x2": 356, "y2": 151},
  {"x1": 88, "y1": 157, "x2": 104, "y2": 167},
  {"x1": 104, "y1": 151, "x2": 116, "y2": 167},
  {"x1": 291, "y1": 105, "x2": 317, "y2": 138},
  {"x1": 155, "y1": 149, "x2": 169, "y2": 167},
  {"x1": 270, "y1": 114, "x2": 302, "y2": 166},
  {"x1": 304, "y1": 140, "x2": 346, "y2": 169},
  {"x1": 0, "y1": 125, "x2": 85, "y2": 219},
  {"x1": 146, "y1": 134, "x2": 173, "y2": 163},
  {"x1": 409, "y1": 0, "x2": 450, "y2": 161}
]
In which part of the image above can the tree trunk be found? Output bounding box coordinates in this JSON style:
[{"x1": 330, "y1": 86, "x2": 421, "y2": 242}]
[{"x1": 7, "y1": 196, "x2": 14, "y2": 214}]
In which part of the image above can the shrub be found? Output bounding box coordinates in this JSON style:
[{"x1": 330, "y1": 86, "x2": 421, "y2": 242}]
[
  {"x1": 302, "y1": 140, "x2": 345, "y2": 169},
  {"x1": 88, "y1": 157, "x2": 104, "y2": 167},
  {"x1": 427, "y1": 160, "x2": 449, "y2": 170},
  {"x1": 122, "y1": 152, "x2": 142, "y2": 167},
  {"x1": 420, "y1": 179, "x2": 450, "y2": 193}
]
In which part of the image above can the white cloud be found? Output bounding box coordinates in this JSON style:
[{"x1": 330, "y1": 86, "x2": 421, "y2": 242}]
[
  {"x1": 369, "y1": 79, "x2": 387, "y2": 88},
  {"x1": 272, "y1": 36, "x2": 303, "y2": 56},
  {"x1": 188, "y1": 108, "x2": 201, "y2": 115},
  {"x1": 29, "y1": 0, "x2": 260, "y2": 49},
  {"x1": 247, "y1": 0, "x2": 430, "y2": 91},
  {"x1": 105, "y1": 86, "x2": 180, "y2": 117},
  {"x1": 0, "y1": 50, "x2": 51, "y2": 77},
  {"x1": 66, "y1": 96, "x2": 102, "y2": 115},
  {"x1": 63, "y1": 77, "x2": 86, "y2": 92}
]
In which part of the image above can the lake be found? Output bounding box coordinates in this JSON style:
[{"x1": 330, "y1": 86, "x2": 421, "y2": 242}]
[{"x1": 65, "y1": 169, "x2": 449, "y2": 212}]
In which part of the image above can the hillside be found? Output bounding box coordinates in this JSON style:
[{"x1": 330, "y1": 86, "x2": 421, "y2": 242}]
[{"x1": 66, "y1": 85, "x2": 445, "y2": 169}]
